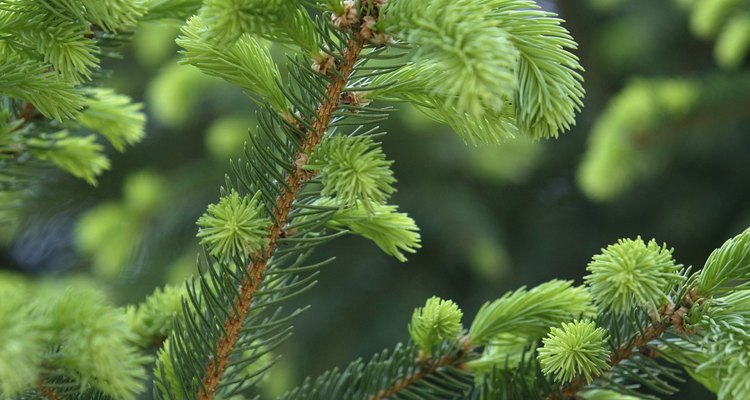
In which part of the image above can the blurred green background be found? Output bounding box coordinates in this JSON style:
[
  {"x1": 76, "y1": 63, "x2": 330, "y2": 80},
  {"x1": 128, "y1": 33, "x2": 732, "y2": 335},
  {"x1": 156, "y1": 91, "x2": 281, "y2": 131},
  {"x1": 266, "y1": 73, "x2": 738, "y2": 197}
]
[{"x1": 3, "y1": 0, "x2": 750, "y2": 398}]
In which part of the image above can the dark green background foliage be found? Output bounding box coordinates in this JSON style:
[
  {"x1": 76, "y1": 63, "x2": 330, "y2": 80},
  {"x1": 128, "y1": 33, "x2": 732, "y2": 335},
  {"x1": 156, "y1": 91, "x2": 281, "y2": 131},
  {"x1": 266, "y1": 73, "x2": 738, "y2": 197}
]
[{"x1": 2, "y1": 0, "x2": 749, "y2": 398}]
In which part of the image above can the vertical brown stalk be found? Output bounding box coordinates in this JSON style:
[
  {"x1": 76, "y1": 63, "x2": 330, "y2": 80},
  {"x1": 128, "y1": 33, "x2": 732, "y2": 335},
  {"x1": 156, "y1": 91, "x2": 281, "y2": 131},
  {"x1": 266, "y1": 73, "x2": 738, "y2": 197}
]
[{"x1": 197, "y1": 35, "x2": 367, "y2": 400}]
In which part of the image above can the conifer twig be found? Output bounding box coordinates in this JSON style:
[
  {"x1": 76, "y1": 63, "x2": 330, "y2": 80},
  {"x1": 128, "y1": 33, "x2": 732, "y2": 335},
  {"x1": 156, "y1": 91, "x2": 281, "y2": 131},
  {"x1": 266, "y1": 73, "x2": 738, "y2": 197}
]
[
  {"x1": 197, "y1": 34, "x2": 368, "y2": 400},
  {"x1": 368, "y1": 338, "x2": 474, "y2": 400},
  {"x1": 552, "y1": 292, "x2": 701, "y2": 399},
  {"x1": 368, "y1": 354, "x2": 460, "y2": 400},
  {"x1": 36, "y1": 379, "x2": 61, "y2": 400}
]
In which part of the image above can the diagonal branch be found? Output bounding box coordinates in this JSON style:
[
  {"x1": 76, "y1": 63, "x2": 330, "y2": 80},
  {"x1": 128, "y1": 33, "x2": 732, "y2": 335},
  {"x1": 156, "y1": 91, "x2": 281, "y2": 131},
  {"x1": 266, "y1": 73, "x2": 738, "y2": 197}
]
[
  {"x1": 36, "y1": 379, "x2": 61, "y2": 400},
  {"x1": 551, "y1": 293, "x2": 702, "y2": 400},
  {"x1": 368, "y1": 354, "x2": 461, "y2": 400},
  {"x1": 197, "y1": 35, "x2": 367, "y2": 400}
]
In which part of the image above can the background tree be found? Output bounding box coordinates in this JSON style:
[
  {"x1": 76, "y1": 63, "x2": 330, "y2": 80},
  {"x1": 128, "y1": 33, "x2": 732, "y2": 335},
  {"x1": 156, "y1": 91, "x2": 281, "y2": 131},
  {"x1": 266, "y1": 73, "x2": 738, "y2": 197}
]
[{"x1": 1, "y1": 0, "x2": 749, "y2": 399}]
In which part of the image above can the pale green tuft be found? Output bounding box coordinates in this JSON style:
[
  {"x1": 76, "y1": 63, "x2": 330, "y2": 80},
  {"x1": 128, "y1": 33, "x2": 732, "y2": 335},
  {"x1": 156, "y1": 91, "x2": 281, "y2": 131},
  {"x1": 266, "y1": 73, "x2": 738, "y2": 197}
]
[
  {"x1": 365, "y1": 63, "x2": 520, "y2": 144},
  {"x1": 538, "y1": 320, "x2": 610, "y2": 383},
  {"x1": 200, "y1": 0, "x2": 288, "y2": 42},
  {"x1": 698, "y1": 227, "x2": 750, "y2": 295},
  {"x1": 77, "y1": 0, "x2": 146, "y2": 32},
  {"x1": 177, "y1": 16, "x2": 289, "y2": 112},
  {"x1": 469, "y1": 280, "x2": 595, "y2": 345},
  {"x1": 720, "y1": 358, "x2": 750, "y2": 400},
  {"x1": 27, "y1": 131, "x2": 110, "y2": 185},
  {"x1": 197, "y1": 0, "x2": 318, "y2": 52},
  {"x1": 44, "y1": 289, "x2": 148, "y2": 399},
  {"x1": 408, "y1": 296, "x2": 464, "y2": 353},
  {"x1": 380, "y1": 0, "x2": 584, "y2": 142},
  {"x1": 18, "y1": 0, "x2": 144, "y2": 32},
  {"x1": 585, "y1": 237, "x2": 684, "y2": 314},
  {"x1": 580, "y1": 389, "x2": 642, "y2": 400},
  {"x1": 19, "y1": 22, "x2": 99, "y2": 84},
  {"x1": 309, "y1": 136, "x2": 396, "y2": 213},
  {"x1": 196, "y1": 190, "x2": 271, "y2": 259},
  {"x1": 128, "y1": 284, "x2": 186, "y2": 346},
  {"x1": 144, "y1": 0, "x2": 203, "y2": 21},
  {"x1": 78, "y1": 88, "x2": 146, "y2": 152},
  {"x1": 689, "y1": 0, "x2": 741, "y2": 38},
  {"x1": 154, "y1": 339, "x2": 181, "y2": 398},
  {"x1": 491, "y1": 0, "x2": 585, "y2": 139},
  {"x1": 0, "y1": 57, "x2": 84, "y2": 121},
  {"x1": 577, "y1": 78, "x2": 699, "y2": 201},
  {"x1": 0, "y1": 284, "x2": 45, "y2": 399},
  {"x1": 690, "y1": 289, "x2": 750, "y2": 400},
  {"x1": 686, "y1": 0, "x2": 750, "y2": 70},
  {"x1": 465, "y1": 333, "x2": 532, "y2": 372},
  {"x1": 326, "y1": 200, "x2": 421, "y2": 262},
  {"x1": 385, "y1": 0, "x2": 518, "y2": 119},
  {"x1": 714, "y1": 13, "x2": 750, "y2": 69}
]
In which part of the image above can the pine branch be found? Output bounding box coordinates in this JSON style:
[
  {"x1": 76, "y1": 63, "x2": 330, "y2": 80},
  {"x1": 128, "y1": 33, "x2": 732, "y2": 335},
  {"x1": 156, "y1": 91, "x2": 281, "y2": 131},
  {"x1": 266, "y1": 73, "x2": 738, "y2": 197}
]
[
  {"x1": 552, "y1": 290, "x2": 704, "y2": 399},
  {"x1": 197, "y1": 34, "x2": 367, "y2": 400},
  {"x1": 368, "y1": 352, "x2": 463, "y2": 400},
  {"x1": 36, "y1": 379, "x2": 61, "y2": 400}
]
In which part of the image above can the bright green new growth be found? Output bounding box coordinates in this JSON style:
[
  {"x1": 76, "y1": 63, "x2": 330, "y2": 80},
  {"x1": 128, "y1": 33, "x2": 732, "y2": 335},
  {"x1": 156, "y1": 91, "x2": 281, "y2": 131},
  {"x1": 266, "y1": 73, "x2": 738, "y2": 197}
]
[
  {"x1": 19, "y1": 22, "x2": 99, "y2": 84},
  {"x1": 142, "y1": 0, "x2": 203, "y2": 21},
  {"x1": 78, "y1": 89, "x2": 146, "y2": 152},
  {"x1": 538, "y1": 320, "x2": 610, "y2": 383},
  {"x1": 0, "y1": 0, "x2": 150, "y2": 198},
  {"x1": 0, "y1": 284, "x2": 45, "y2": 400},
  {"x1": 0, "y1": 56, "x2": 84, "y2": 121},
  {"x1": 198, "y1": 0, "x2": 318, "y2": 52},
  {"x1": 196, "y1": 190, "x2": 271, "y2": 259},
  {"x1": 409, "y1": 296, "x2": 464, "y2": 353},
  {"x1": 309, "y1": 136, "x2": 396, "y2": 212},
  {"x1": 585, "y1": 237, "x2": 684, "y2": 314},
  {"x1": 21, "y1": 0, "x2": 145, "y2": 32},
  {"x1": 384, "y1": 0, "x2": 518, "y2": 120},
  {"x1": 380, "y1": 0, "x2": 584, "y2": 142},
  {"x1": 687, "y1": 288, "x2": 750, "y2": 399},
  {"x1": 45, "y1": 289, "x2": 148, "y2": 399},
  {"x1": 0, "y1": 279, "x2": 148, "y2": 399},
  {"x1": 127, "y1": 284, "x2": 187, "y2": 346},
  {"x1": 177, "y1": 16, "x2": 289, "y2": 112},
  {"x1": 200, "y1": 0, "x2": 288, "y2": 42},
  {"x1": 684, "y1": 0, "x2": 750, "y2": 69},
  {"x1": 578, "y1": 73, "x2": 750, "y2": 201},
  {"x1": 326, "y1": 199, "x2": 421, "y2": 262},
  {"x1": 74, "y1": 171, "x2": 166, "y2": 280},
  {"x1": 697, "y1": 227, "x2": 750, "y2": 294},
  {"x1": 469, "y1": 280, "x2": 595, "y2": 344},
  {"x1": 153, "y1": 339, "x2": 180, "y2": 398},
  {"x1": 578, "y1": 79, "x2": 699, "y2": 201},
  {"x1": 579, "y1": 389, "x2": 642, "y2": 400},
  {"x1": 27, "y1": 131, "x2": 110, "y2": 185}
]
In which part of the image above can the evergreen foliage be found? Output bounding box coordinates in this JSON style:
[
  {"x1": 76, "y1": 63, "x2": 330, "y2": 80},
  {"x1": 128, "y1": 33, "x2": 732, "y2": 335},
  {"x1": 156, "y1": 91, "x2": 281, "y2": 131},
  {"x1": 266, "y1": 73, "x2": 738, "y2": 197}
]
[
  {"x1": 680, "y1": 0, "x2": 750, "y2": 69},
  {"x1": 538, "y1": 320, "x2": 610, "y2": 383},
  {"x1": 307, "y1": 136, "x2": 396, "y2": 213},
  {"x1": 408, "y1": 297, "x2": 464, "y2": 353},
  {"x1": 585, "y1": 237, "x2": 683, "y2": 314},
  {"x1": 578, "y1": 74, "x2": 750, "y2": 200},
  {"x1": 0, "y1": 0, "x2": 152, "y2": 227},
  {"x1": 196, "y1": 190, "x2": 271, "y2": 259},
  {"x1": 285, "y1": 229, "x2": 750, "y2": 399},
  {"x1": 0, "y1": 280, "x2": 147, "y2": 399},
  {"x1": 1, "y1": 1, "x2": 749, "y2": 400}
]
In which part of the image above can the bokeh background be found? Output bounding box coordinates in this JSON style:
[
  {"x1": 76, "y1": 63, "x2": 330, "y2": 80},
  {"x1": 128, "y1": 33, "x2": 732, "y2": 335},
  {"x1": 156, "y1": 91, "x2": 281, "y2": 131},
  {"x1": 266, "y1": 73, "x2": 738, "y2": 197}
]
[{"x1": 3, "y1": 0, "x2": 750, "y2": 398}]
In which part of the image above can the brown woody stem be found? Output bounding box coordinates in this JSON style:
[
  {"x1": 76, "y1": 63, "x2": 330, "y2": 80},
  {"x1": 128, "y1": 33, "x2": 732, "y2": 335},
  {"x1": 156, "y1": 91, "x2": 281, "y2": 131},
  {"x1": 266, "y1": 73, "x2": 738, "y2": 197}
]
[
  {"x1": 36, "y1": 379, "x2": 61, "y2": 400},
  {"x1": 368, "y1": 354, "x2": 460, "y2": 400},
  {"x1": 552, "y1": 296, "x2": 700, "y2": 400},
  {"x1": 196, "y1": 35, "x2": 367, "y2": 400}
]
